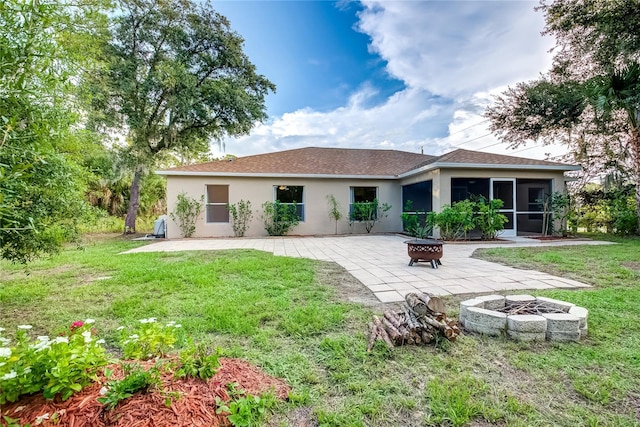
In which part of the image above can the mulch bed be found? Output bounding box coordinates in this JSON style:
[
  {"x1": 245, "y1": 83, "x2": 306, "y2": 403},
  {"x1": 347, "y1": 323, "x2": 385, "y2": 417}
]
[{"x1": 0, "y1": 357, "x2": 291, "y2": 427}]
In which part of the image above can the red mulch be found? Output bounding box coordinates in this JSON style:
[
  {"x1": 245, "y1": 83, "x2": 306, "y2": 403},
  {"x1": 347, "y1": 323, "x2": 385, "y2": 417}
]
[{"x1": 0, "y1": 358, "x2": 290, "y2": 427}]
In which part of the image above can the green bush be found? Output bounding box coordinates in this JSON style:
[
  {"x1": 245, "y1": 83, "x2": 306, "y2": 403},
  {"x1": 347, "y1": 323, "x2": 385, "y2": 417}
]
[
  {"x1": 432, "y1": 200, "x2": 475, "y2": 240},
  {"x1": 261, "y1": 201, "x2": 300, "y2": 236},
  {"x1": 349, "y1": 199, "x2": 392, "y2": 233},
  {"x1": 475, "y1": 198, "x2": 508, "y2": 240},
  {"x1": 227, "y1": 200, "x2": 253, "y2": 237},
  {"x1": 170, "y1": 192, "x2": 204, "y2": 238}
]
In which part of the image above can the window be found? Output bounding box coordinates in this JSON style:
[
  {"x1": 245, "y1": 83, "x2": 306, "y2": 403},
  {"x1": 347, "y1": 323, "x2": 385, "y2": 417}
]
[
  {"x1": 274, "y1": 185, "x2": 304, "y2": 220},
  {"x1": 451, "y1": 178, "x2": 489, "y2": 203},
  {"x1": 350, "y1": 186, "x2": 378, "y2": 221},
  {"x1": 206, "y1": 185, "x2": 229, "y2": 223}
]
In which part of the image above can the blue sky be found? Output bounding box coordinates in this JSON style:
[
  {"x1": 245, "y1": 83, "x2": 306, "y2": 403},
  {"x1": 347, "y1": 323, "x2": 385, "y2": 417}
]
[{"x1": 214, "y1": 0, "x2": 561, "y2": 159}]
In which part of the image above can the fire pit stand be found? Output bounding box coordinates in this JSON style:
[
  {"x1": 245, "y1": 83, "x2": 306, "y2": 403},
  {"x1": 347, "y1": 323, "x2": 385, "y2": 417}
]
[{"x1": 404, "y1": 239, "x2": 444, "y2": 268}]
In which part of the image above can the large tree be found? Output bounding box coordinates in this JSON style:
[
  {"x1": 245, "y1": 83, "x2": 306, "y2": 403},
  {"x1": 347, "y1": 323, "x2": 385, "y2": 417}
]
[
  {"x1": 485, "y1": 0, "x2": 640, "y2": 233},
  {"x1": 85, "y1": 0, "x2": 275, "y2": 233},
  {"x1": 0, "y1": 1, "x2": 107, "y2": 262}
]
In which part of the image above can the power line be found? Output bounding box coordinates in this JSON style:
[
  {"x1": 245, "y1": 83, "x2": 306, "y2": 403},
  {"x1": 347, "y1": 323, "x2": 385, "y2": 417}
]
[
  {"x1": 450, "y1": 132, "x2": 493, "y2": 148},
  {"x1": 446, "y1": 119, "x2": 489, "y2": 138}
]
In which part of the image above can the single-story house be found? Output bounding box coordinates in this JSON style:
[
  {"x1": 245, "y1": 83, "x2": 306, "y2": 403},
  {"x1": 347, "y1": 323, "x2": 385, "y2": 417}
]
[{"x1": 157, "y1": 147, "x2": 580, "y2": 239}]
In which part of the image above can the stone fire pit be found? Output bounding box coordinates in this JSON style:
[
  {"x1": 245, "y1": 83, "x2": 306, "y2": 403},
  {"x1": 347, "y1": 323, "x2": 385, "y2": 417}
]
[{"x1": 459, "y1": 294, "x2": 588, "y2": 342}]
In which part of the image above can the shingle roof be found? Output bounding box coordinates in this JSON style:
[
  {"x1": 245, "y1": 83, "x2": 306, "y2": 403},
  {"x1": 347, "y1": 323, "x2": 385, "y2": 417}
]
[
  {"x1": 429, "y1": 148, "x2": 572, "y2": 167},
  {"x1": 159, "y1": 147, "x2": 578, "y2": 177},
  {"x1": 161, "y1": 147, "x2": 435, "y2": 176}
]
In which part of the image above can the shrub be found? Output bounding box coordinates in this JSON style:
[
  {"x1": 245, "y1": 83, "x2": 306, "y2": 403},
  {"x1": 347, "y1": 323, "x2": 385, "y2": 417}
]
[
  {"x1": 118, "y1": 318, "x2": 183, "y2": 360},
  {"x1": 170, "y1": 192, "x2": 204, "y2": 238},
  {"x1": 432, "y1": 200, "x2": 475, "y2": 240},
  {"x1": 261, "y1": 201, "x2": 300, "y2": 236},
  {"x1": 227, "y1": 200, "x2": 253, "y2": 237},
  {"x1": 0, "y1": 320, "x2": 108, "y2": 403},
  {"x1": 327, "y1": 194, "x2": 343, "y2": 234},
  {"x1": 475, "y1": 198, "x2": 508, "y2": 240},
  {"x1": 349, "y1": 199, "x2": 392, "y2": 233}
]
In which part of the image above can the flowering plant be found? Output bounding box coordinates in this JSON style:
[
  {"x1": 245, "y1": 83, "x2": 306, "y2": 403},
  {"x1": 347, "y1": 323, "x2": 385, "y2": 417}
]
[
  {"x1": 0, "y1": 320, "x2": 109, "y2": 403},
  {"x1": 118, "y1": 318, "x2": 183, "y2": 360}
]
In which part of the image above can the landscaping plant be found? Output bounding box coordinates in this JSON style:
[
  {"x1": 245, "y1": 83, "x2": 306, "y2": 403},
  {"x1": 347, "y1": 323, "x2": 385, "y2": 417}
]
[
  {"x1": 227, "y1": 200, "x2": 254, "y2": 237},
  {"x1": 98, "y1": 364, "x2": 160, "y2": 410},
  {"x1": 327, "y1": 194, "x2": 343, "y2": 234},
  {"x1": 349, "y1": 199, "x2": 392, "y2": 233},
  {"x1": 431, "y1": 200, "x2": 475, "y2": 240},
  {"x1": 261, "y1": 201, "x2": 300, "y2": 236},
  {"x1": 474, "y1": 198, "x2": 508, "y2": 240},
  {"x1": 170, "y1": 192, "x2": 204, "y2": 238},
  {"x1": 118, "y1": 318, "x2": 182, "y2": 360},
  {"x1": 0, "y1": 320, "x2": 108, "y2": 403}
]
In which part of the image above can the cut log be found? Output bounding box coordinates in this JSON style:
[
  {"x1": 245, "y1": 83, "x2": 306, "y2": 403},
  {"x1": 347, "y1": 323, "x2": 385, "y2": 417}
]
[
  {"x1": 416, "y1": 293, "x2": 447, "y2": 315},
  {"x1": 382, "y1": 317, "x2": 402, "y2": 341},
  {"x1": 373, "y1": 315, "x2": 394, "y2": 350},
  {"x1": 384, "y1": 310, "x2": 403, "y2": 329},
  {"x1": 405, "y1": 293, "x2": 429, "y2": 316},
  {"x1": 367, "y1": 322, "x2": 377, "y2": 352}
]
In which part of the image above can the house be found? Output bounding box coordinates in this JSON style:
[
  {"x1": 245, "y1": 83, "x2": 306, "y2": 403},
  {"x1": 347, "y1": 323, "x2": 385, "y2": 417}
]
[{"x1": 156, "y1": 147, "x2": 580, "y2": 239}]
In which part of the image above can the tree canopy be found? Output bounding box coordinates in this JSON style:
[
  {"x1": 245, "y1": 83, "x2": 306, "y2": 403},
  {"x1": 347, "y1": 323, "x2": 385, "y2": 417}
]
[
  {"x1": 485, "y1": 0, "x2": 640, "y2": 233},
  {"x1": 84, "y1": 0, "x2": 276, "y2": 233},
  {"x1": 0, "y1": 1, "x2": 108, "y2": 262}
]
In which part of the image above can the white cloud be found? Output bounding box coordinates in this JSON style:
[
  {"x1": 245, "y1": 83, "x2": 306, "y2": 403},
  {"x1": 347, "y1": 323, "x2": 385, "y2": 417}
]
[{"x1": 219, "y1": 1, "x2": 565, "y2": 161}]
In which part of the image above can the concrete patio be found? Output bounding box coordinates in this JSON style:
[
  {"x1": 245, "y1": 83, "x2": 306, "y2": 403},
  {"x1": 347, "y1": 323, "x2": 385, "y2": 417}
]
[{"x1": 124, "y1": 235, "x2": 611, "y2": 303}]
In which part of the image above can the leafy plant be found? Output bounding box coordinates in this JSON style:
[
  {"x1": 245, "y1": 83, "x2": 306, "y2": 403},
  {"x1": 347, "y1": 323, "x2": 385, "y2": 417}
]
[
  {"x1": 348, "y1": 199, "x2": 392, "y2": 233},
  {"x1": 431, "y1": 200, "x2": 475, "y2": 240},
  {"x1": 227, "y1": 200, "x2": 253, "y2": 237},
  {"x1": 261, "y1": 201, "x2": 300, "y2": 236},
  {"x1": 474, "y1": 198, "x2": 508, "y2": 240},
  {"x1": 175, "y1": 342, "x2": 221, "y2": 380},
  {"x1": 401, "y1": 200, "x2": 420, "y2": 235},
  {"x1": 0, "y1": 320, "x2": 108, "y2": 403},
  {"x1": 215, "y1": 385, "x2": 276, "y2": 427},
  {"x1": 170, "y1": 192, "x2": 204, "y2": 238},
  {"x1": 327, "y1": 194, "x2": 343, "y2": 234},
  {"x1": 118, "y1": 318, "x2": 182, "y2": 360},
  {"x1": 98, "y1": 364, "x2": 160, "y2": 410}
]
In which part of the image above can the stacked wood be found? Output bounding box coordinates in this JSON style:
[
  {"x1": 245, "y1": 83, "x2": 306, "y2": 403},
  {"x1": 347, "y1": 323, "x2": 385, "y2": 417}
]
[{"x1": 367, "y1": 292, "x2": 460, "y2": 351}]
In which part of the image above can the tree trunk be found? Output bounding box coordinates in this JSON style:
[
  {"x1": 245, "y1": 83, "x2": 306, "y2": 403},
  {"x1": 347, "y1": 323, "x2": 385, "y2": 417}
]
[{"x1": 125, "y1": 168, "x2": 142, "y2": 234}]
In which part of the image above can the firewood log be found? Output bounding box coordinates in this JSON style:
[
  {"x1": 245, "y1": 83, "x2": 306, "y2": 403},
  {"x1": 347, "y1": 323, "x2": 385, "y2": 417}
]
[
  {"x1": 416, "y1": 293, "x2": 447, "y2": 315},
  {"x1": 367, "y1": 322, "x2": 377, "y2": 352},
  {"x1": 373, "y1": 315, "x2": 394, "y2": 350}
]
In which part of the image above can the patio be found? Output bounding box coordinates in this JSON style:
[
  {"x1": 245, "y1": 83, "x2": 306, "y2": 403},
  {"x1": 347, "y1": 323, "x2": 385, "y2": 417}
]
[{"x1": 124, "y1": 235, "x2": 611, "y2": 303}]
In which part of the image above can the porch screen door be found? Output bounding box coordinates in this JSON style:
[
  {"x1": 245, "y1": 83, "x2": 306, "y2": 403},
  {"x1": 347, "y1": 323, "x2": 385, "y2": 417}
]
[{"x1": 490, "y1": 179, "x2": 516, "y2": 237}]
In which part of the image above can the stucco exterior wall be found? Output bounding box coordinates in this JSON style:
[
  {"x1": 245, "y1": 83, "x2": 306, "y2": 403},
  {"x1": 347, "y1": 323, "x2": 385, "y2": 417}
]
[{"x1": 165, "y1": 176, "x2": 404, "y2": 238}]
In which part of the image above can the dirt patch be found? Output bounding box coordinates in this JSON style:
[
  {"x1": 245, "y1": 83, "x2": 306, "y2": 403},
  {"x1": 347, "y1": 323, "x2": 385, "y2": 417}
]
[
  {"x1": 267, "y1": 406, "x2": 317, "y2": 427},
  {"x1": 0, "y1": 357, "x2": 290, "y2": 427},
  {"x1": 314, "y1": 261, "x2": 389, "y2": 311},
  {"x1": 621, "y1": 261, "x2": 640, "y2": 272}
]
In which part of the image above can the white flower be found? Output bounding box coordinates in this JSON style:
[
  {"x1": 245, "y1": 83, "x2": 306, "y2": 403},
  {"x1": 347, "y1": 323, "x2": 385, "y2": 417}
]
[
  {"x1": 0, "y1": 347, "x2": 11, "y2": 358},
  {"x1": 37, "y1": 336, "x2": 50, "y2": 342},
  {"x1": 17, "y1": 325, "x2": 32, "y2": 330},
  {"x1": 96, "y1": 339, "x2": 105, "y2": 344},
  {"x1": 85, "y1": 318, "x2": 96, "y2": 324},
  {"x1": 35, "y1": 413, "x2": 49, "y2": 425},
  {"x1": 129, "y1": 334, "x2": 139, "y2": 339},
  {"x1": 81, "y1": 331, "x2": 92, "y2": 343},
  {"x1": 116, "y1": 326, "x2": 125, "y2": 331},
  {"x1": 139, "y1": 318, "x2": 148, "y2": 324},
  {"x1": 0, "y1": 327, "x2": 5, "y2": 332},
  {"x1": 23, "y1": 367, "x2": 32, "y2": 374},
  {"x1": 173, "y1": 324, "x2": 182, "y2": 328},
  {"x1": 0, "y1": 362, "x2": 6, "y2": 367},
  {"x1": 166, "y1": 321, "x2": 176, "y2": 326},
  {"x1": 0, "y1": 338, "x2": 9, "y2": 345},
  {"x1": 54, "y1": 337, "x2": 69, "y2": 344},
  {"x1": 148, "y1": 317, "x2": 157, "y2": 323},
  {"x1": 2, "y1": 371, "x2": 17, "y2": 380},
  {"x1": 99, "y1": 386, "x2": 109, "y2": 395}
]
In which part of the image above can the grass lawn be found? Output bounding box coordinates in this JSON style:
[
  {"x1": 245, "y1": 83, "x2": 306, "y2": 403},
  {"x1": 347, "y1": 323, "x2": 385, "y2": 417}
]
[{"x1": 1, "y1": 234, "x2": 639, "y2": 426}]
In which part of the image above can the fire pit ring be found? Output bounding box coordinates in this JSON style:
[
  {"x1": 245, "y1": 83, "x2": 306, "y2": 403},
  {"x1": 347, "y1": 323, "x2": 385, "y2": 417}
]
[{"x1": 459, "y1": 294, "x2": 588, "y2": 342}]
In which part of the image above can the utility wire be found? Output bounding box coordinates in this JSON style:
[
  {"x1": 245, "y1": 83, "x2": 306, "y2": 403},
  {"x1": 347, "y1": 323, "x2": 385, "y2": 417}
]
[
  {"x1": 446, "y1": 119, "x2": 489, "y2": 138},
  {"x1": 450, "y1": 133, "x2": 493, "y2": 148}
]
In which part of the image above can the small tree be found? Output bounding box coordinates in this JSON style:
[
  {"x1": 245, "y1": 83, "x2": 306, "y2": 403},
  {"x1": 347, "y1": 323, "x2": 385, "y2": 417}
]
[
  {"x1": 432, "y1": 201, "x2": 475, "y2": 240},
  {"x1": 170, "y1": 193, "x2": 203, "y2": 238},
  {"x1": 349, "y1": 199, "x2": 392, "y2": 233},
  {"x1": 227, "y1": 200, "x2": 253, "y2": 237},
  {"x1": 326, "y1": 195, "x2": 342, "y2": 234},
  {"x1": 261, "y1": 201, "x2": 299, "y2": 236}
]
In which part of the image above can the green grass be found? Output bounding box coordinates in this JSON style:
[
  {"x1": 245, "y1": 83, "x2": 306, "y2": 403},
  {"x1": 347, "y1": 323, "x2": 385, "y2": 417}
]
[{"x1": 1, "y1": 233, "x2": 640, "y2": 426}]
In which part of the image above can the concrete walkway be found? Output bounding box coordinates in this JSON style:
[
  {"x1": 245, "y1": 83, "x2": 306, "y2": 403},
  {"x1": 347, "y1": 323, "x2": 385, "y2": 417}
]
[{"x1": 124, "y1": 235, "x2": 611, "y2": 303}]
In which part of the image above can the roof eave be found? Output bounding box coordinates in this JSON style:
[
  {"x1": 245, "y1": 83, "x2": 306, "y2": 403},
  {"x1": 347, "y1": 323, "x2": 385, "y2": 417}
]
[
  {"x1": 398, "y1": 162, "x2": 582, "y2": 179},
  {"x1": 155, "y1": 171, "x2": 398, "y2": 180}
]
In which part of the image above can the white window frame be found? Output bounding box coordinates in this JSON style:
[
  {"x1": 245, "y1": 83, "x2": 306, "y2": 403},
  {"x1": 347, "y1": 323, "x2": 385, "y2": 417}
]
[{"x1": 273, "y1": 185, "x2": 305, "y2": 221}]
